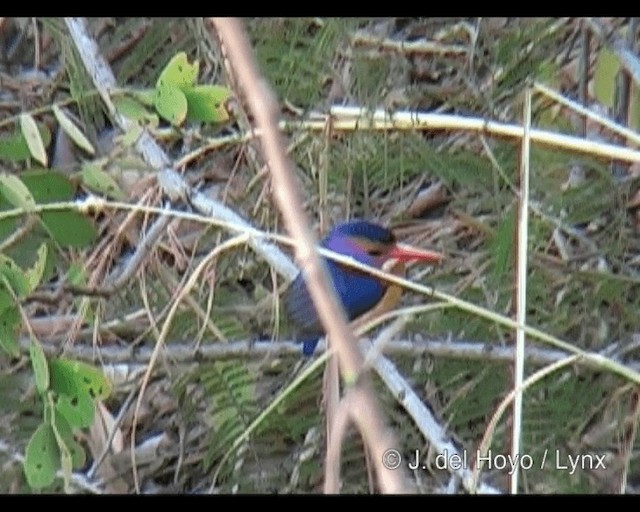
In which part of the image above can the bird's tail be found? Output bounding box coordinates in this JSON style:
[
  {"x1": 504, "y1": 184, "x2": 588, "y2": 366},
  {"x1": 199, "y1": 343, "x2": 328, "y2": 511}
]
[{"x1": 301, "y1": 338, "x2": 320, "y2": 356}]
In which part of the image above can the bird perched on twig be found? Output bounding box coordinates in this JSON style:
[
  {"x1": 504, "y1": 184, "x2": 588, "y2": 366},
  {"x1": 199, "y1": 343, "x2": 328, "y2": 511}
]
[{"x1": 283, "y1": 220, "x2": 442, "y2": 355}]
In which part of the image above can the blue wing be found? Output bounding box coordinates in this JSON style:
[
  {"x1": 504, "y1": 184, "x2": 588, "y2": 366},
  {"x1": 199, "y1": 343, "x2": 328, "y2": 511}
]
[{"x1": 284, "y1": 260, "x2": 385, "y2": 355}]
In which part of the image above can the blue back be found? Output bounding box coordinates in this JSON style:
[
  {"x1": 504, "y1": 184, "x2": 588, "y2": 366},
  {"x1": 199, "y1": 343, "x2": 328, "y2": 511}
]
[{"x1": 285, "y1": 221, "x2": 390, "y2": 355}]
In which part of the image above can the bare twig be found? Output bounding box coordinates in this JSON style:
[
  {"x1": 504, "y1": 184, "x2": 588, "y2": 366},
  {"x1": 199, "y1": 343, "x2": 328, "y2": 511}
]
[
  {"x1": 23, "y1": 335, "x2": 640, "y2": 371},
  {"x1": 350, "y1": 31, "x2": 469, "y2": 57},
  {"x1": 319, "y1": 106, "x2": 640, "y2": 164}
]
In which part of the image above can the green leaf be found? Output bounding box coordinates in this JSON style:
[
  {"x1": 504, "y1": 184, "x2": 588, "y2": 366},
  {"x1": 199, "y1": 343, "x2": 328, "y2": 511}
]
[
  {"x1": 40, "y1": 211, "x2": 97, "y2": 248},
  {"x1": 0, "y1": 303, "x2": 20, "y2": 358},
  {"x1": 66, "y1": 263, "x2": 87, "y2": 287},
  {"x1": 117, "y1": 123, "x2": 144, "y2": 147},
  {"x1": 0, "y1": 173, "x2": 37, "y2": 210},
  {"x1": 154, "y1": 83, "x2": 188, "y2": 126},
  {"x1": 54, "y1": 413, "x2": 86, "y2": 469},
  {"x1": 30, "y1": 338, "x2": 50, "y2": 394},
  {"x1": 156, "y1": 51, "x2": 199, "y2": 90},
  {"x1": 0, "y1": 253, "x2": 31, "y2": 297},
  {"x1": 49, "y1": 358, "x2": 113, "y2": 402},
  {"x1": 23, "y1": 423, "x2": 58, "y2": 490},
  {"x1": 24, "y1": 243, "x2": 48, "y2": 293},
  {"x1": 594, "y1": 48, "x2": 620, "y2": 109},
  {"x1": 20, "y1": 169, "x2": 75, "y2": 202},
  {"x1": 0, "y1": 124, "x2": 51, "y2": 162},
  {"x1": 20, "y1": 114, "x2": 48, "y2": 167},
  {"x1": 55, "y1": 388, "x2": 96, "y2": 428},
  {"x1": 52, "y1": 105, "x2": 95, "y2": 156},
  {"x1": 80, "y1": 163, "x2": 126, "y2": 200},
  {"x1": 184, "y1": 85, "x2": 233, "y2": 123},
  {"x1": 114, "y1": 93, "x2": 153, "y2": 120},
  {"x1": 16, "y1": 170, "x2": 96, "y2": 247},
  {"x1": 129, "y1": 88, "x2": 156, "y2": 106}
]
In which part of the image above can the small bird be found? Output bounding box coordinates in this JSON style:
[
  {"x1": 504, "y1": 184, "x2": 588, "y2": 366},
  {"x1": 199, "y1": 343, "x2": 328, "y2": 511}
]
[{"x1": 283, "y1": 220, "x2": 442, "y2": 355}]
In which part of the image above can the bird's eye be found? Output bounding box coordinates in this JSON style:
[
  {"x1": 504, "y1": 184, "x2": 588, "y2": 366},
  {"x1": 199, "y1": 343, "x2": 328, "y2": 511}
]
[{"x1": 368, "y1": 249, "x2": 383, "y2": 257}]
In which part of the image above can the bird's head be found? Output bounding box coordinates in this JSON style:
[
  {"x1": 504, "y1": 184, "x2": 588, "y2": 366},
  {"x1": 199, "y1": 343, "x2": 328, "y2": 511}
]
[{"x1": 323, "y1": 221, "x2": 442, "y2": 269}]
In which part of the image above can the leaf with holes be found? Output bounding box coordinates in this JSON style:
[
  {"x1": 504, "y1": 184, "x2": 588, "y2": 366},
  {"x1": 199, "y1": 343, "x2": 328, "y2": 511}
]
[
  {"x1": 184, "y1": 85, "x2": 233, "y2": 123},
  {"x1": 55, "y1": 386, "x2": 96, "y2": 428},
  {"x1": 0, "y1": 173, "x2": 36, "y2": 210},
  {"x1": 154, "y1": 83, "x2": 188, "y2": 126},
  {"x1": 23, "y1": 423, "x2": 58, "y2": 489},
  {"x1": 52, "y1": 105, "x2": 95, "y2": 156},
  {"x1": 30, "y1": 337, "x2": 49, "y2": 394},
  {"x1": 20, "y1": 114, "x2": 48, "y2": 167},
  {"x1": 156, "y1": 51, "x2": 199, "y2": 90},
  {"x1": 81, "y1": 163, "x2": 126, "y2": 200},
  {"x1": 49, "y1": 358, "x2": 112, "y2": 402}
]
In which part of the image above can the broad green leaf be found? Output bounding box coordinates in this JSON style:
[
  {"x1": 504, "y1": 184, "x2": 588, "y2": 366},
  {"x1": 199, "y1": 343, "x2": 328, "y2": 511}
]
[
  {"x1": 23, "y1": 423, "x2": 58, "y2": 489},
  {"x1": 49, "y1": 358, "x2": 112, "y2": 402},
  {"x1": 55, "y1": 388, "x2": 96, "y2": 428},
  {"x1": 80, "y1": 164, "x2": 126, "y2": 200},
  {"x1": 20, "y1": 113, "x2": 48, "y2": 167},
  {"x1": 20, "y1": 169, "x2": 75, "y2": 202},
  {"x1": 0, "y1": 173, "x2": 36, "y2": 210},
  {"x1": 154, "y1": 83, "x2": 188, "y2": 126},
  {"x1": 184, "y1": 85, "x2": 233, "y2": 123},
  {"x1": 24, "y1": 243, "x2": 48, "y2": 293},
  {"x1": 0, "y1": 303, "x2": 20, "y2": 357},
  {"x1": 30, "y1": 338, "x2": 50, "y2": 394},
  {"x1": 52, "y1": 105, "x2": 95, "y2": 156},
  {"x1": 594, "y1": 48, "x2": 620, "y2": 109},
  {"x1": 0, "y1": 124, "x2": 52, "y2": 162},
  {"x1": 17, "y1": 170, "x2": 95, "y2": 247},
  {"x1": 156, "y1": 51, "x2": 199, "y2": 90},
  {"x1": 40, "y1": 211, "x2": 97, "y2": 248}
]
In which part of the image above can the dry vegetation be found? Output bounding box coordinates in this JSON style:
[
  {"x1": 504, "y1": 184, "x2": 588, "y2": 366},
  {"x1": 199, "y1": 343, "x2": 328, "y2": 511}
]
[{"x1": 1, "y1": 17, "x2": 640, "y2": 494}]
